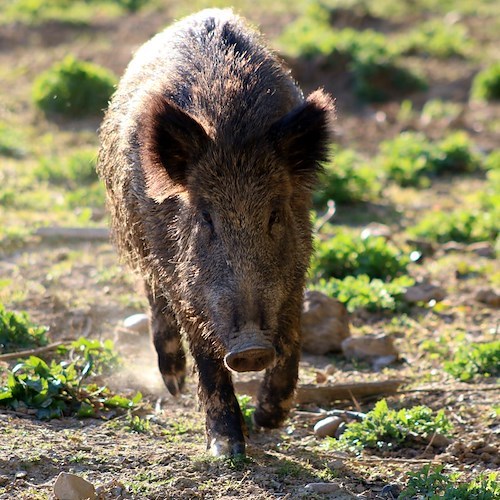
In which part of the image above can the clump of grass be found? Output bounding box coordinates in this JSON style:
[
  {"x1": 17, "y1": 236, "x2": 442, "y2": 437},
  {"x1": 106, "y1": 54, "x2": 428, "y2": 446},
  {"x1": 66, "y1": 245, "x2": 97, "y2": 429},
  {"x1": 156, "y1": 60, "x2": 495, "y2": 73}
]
[
  {"x1": 378, "y1": 131, "x2": 480, "y2": 187},
  {"x1": 0, "y1": 338, "x2": 139, "y2": 419},
  {"x1": 420, "y1": 99, "x2": 462, "y2": 124},
  {"x1": 279, "y1": 8, "x2": 426, "y2": 101},
  {"x1": 312, "y1": 274, "x2": 413, "y2": 313},
  {"x1": 311, "y1": 231, "x2": 410, "y2": 281},
  {"x1": 0, "y1": 122, "x2": 27, "y2": 158},
  {"x1": 408, "y1": 208, "x2": 499, "y2": 244},
  {"x1": 400, "y1": 465, "x2": 498, "y2": 499},
  {"x1": 327, "y1": 399, "x2": 452, "y2": 453},
  {"x1": 0, "y1": 303, "x2": 48, "y2": 354},
  {"x1": 470, "y1": 63, "x2": 500, "y2": 102},
  {"x1": 32, "y1": 56, "x2": 116, "y2": 117},
  {"x1": 125, "y1": 414, "x2": 152, "y2": 434},
  {"x1": 444, "y1": 341, "x2": 500, "y2": 382},
  {"x1": 34, "y1": 148, "x2": 98, "y2": 187},
  {"x1": 400, "y1": 20, "x2": 471, "y2": 58},
  {"x1": 314, "y1": 148, "x2": 380, "y2": 207}
]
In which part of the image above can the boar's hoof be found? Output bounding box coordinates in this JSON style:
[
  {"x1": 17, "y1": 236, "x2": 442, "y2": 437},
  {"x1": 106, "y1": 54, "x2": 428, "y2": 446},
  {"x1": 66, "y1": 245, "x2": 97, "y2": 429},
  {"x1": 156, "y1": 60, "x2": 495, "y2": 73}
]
[
  {"x1": 209, "y1": 437, "x2": 246, "y2": 458},
  {"x1": 162, "y1": 373, "x2": 185, "y2": 397},
  {"x1": 224, "y1": 347, "x2": 276, "y2": 373}
]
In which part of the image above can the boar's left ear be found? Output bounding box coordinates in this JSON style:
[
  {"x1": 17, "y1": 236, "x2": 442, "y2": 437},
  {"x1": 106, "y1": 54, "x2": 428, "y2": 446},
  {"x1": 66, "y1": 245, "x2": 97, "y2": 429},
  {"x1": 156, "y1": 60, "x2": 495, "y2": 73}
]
[
  {"x1": 270, "y1": 89, "x2": 335, "y2": 186},
  {"x1": 139, "y1": 93, "x2": 211, "y2": 202}
]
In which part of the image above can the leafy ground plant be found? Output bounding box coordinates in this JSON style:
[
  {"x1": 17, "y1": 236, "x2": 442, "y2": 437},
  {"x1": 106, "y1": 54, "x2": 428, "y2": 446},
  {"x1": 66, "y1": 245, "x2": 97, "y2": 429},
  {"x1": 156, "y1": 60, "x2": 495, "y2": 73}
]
[
  {"x1": 312, "y1": 275, "x2": 413, "y2": 313},
  {"x1": 314, "y1": 148, "x2": 380, "y2": 207},
  {"x1": 470, "y1": 62, "x2": 500, "y2": 102},
  {"x1": 0, "y1": 303, "x2": 48, "y2": 353},
  {"x1": 327, "y1": 399, "x2": 452, "y2": 453},
  {"x1": 311, "y1": 231, "x2": 410, "y2": 281},
  {"x1": 0, "y1": 338, "x2": 139, "y2": 419},
  {"x1": 32, "y1": 55, "x2": 116, "y2": 117},
  {"x1": 444, "y1": 341, "x2": 500, "y2": 382},
  {"x1": 408, "y1": 207, "x2": 499, "y2": 244},
  {"x1": 378, "y1": 131, "x2": 481, "y2": 187},
  {"x1": 400, "y1": 464, "x2": 498, "y2": 499}
]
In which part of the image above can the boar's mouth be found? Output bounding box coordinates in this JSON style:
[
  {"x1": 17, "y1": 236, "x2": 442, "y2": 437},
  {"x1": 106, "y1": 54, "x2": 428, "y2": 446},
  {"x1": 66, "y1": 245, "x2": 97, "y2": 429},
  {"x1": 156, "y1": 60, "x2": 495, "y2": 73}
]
[{"x1": 223, "y1": 330, "x2": 276, "y2": 373}]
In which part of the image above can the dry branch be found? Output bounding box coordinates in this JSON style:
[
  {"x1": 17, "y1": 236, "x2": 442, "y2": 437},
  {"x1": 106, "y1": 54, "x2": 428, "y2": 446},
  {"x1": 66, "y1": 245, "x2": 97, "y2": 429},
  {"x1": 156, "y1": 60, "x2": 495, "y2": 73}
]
[
  {"x1": 35, "y1": 227, "x2": 109, "y2": 241},
  {"x1": 0, "y1": 341, "x2": 66, "y2": 361},
  {"x1": 235, "y1": 379, "x2": 405, "y2": 405}
]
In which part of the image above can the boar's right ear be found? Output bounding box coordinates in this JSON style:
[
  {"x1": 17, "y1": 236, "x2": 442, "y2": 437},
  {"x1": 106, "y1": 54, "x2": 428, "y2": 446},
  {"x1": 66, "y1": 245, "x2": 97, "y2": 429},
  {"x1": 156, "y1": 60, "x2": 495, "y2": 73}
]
[
  {"x1": 270, "y1": 89, "x2": 335, "y2": 188},
  {"x1": 139, "y1": 94, "x2": 210, "y2": 202}
]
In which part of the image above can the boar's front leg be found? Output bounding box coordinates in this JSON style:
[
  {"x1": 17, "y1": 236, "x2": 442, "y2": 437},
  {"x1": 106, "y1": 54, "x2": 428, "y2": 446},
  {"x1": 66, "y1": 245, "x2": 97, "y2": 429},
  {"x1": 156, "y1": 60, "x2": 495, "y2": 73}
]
[
  {"x1": 147, "y1": 288, "x2": 186, "y2": 396},
  {"x1": 253, "y1": 331, "x2": 300, "y2": 429},
  {"x1": 192, "y1": 348, "x2": 246, "y2": 457}
]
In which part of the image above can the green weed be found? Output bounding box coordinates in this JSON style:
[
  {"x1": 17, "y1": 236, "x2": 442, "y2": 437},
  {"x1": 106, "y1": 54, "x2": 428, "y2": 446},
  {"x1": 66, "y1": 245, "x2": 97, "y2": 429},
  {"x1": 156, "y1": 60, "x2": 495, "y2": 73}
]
[
  {"x1": 444, "y1": 341, "x2": 500, "y2": 382},
  {"x1": 400, "y1": 20, "x2": 471, "y2": 58},
  {"x1": 408, "y1": 208, "x2": 499, "y2": 244},
  {"x1": 327, "y1": 399, "x2": 452, "y2": 453},
  {"x1": 314, "y1": 148, "x2": 380, "y2": 206},
  {"x1": 32, "y1": 56, "x2": 116, "y2": 117},
  {"x1": 378, "y1": 131, "x2": 480, "y2": 187},
  {"x1": 0, "y1": 303, "x2": 48, "y2": 354},
  {"x1": 125, "y1": 413, "x2": 151, "y2": 433},
  {"x1": 237, "y1": 394, "x2": 255, "y2": 431},
  {"x1": 311, "y1": 231, "x2": 410, "y2": 281},
  {"x1": 0, "y1": 122, "x2": 27, "y2": 158},
  {"x1": 420, "y1": 99, "x2": 462, "y2": 124},
  {"x1": 400, "y1": 465, "x2": 498, "y2": 499},
  {"x1": 312, "y1": 274, "x2": 413, "y2": 313},
  {"x1": 0, "y1": 337, "x2": 135, "y2": 419},
  {"x1": 471, "y1": 63, "x2": 500, "y2": 102}
]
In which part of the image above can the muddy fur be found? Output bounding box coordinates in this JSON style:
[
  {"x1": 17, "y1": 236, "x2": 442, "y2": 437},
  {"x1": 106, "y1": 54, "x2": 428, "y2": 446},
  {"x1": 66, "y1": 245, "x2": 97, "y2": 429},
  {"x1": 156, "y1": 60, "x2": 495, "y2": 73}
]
[{"x1": 98, "y1": 8, "x2": 335, "y2": 456}]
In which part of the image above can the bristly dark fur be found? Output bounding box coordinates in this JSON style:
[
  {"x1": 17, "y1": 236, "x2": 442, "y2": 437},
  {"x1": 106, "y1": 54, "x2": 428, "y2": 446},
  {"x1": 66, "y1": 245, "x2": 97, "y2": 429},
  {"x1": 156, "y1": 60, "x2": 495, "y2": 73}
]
[{"x1": 97, "y1": 8, "x2": 335, "y2": 458}]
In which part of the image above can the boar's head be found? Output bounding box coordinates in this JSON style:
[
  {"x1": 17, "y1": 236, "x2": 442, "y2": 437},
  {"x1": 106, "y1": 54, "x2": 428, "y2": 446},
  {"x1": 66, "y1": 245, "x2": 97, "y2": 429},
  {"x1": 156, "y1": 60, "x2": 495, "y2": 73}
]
[{"x1": 139, "y1": 90, "x2": 334, "y2": 372}]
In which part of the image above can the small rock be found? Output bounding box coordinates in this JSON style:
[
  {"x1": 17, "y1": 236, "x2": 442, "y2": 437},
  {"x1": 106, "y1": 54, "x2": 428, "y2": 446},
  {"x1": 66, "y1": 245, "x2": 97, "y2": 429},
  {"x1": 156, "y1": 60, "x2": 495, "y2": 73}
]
[
  {"x1": 428, "y1": 433, "x2": 451, "y2": 448},
  {"x1": 475, "y1": 288, "x2": 500, "y2": 308},
  {"x1": 466, "y1": 241, "x2": 495, "y2": 258},
  {"x1": 305, "y1": 482, "x2": 341, "y2": 494},
  {"x1": 123, "y1": 313, "x2": 149, "y2": 335},
  {"x1": 404, "y1": 283, "x2": 446, "y2": 303},
  {"x1": 341, "y1": 334, "x2": 398, "y2": 361},
  {"x1": 406, "y1": 239, "x2": 435, "y2": 256},
  {"x1": 381, "y1": 484, "x2": 401, "y2": 498},
  {"x1": 335, "y1": 421, "x2": 347, "y2": 439},
  {"x1": 372, "y1": 354, "x2": 398, "y2": 371},
  {"x1": 360, "y1": 223, "x2": 392, "y2": 240},
  {"x1": 441, "y1": 241, "x2": 465, "y2": 253},
  {"x1": 15, "y1": 471, "x2": 27, "y2": 480},
  {"x1": 314, "y1": 416, "x2": 344, "y2": 438},
  {"x1": 324, "y1": 363, "x2": 336, "y2": 375},
  {"x1": 315, "y1": 371, "x2": 327, "y2": 384},
  {"x1": 301, "y1": 290, "x2": 351, "y2": 355},
  {"x1": 53, "y1": 472, "x2": 97, "y2": 500}
]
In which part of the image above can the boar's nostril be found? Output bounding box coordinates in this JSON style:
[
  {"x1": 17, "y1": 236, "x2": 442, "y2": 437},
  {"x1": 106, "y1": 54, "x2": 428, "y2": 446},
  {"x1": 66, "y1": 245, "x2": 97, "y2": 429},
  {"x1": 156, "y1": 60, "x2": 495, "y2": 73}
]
[{"x1": 224, "y1": 347, "x2": 276, "y2": 373}]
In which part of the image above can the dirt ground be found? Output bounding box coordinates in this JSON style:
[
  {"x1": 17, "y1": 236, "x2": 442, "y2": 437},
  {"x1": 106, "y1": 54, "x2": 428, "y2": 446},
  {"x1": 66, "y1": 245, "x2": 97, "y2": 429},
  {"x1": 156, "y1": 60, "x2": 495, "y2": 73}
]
[{"x1": 0, "y1": 2, "x2": 499, "y2": 499}]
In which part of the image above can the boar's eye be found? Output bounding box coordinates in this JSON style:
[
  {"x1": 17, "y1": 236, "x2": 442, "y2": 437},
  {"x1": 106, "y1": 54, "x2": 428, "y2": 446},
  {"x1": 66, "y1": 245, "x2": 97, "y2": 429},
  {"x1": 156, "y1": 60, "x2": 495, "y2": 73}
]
[
  {"x1": 269, "y1": 209, "x2": 280, "y2": 228},
  {"x1": 201, "y1": 210, "x2": 214, "y2": 229}
]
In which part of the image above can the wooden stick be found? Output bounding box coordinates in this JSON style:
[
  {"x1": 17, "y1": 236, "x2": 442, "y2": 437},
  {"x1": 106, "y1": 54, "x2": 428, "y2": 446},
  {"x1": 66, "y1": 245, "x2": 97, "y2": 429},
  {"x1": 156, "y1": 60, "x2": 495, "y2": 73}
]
[
  {"x1": 35, "y1": 227, "x2": 109, "y2": 241},
  {"x1": 0, "y1": 341, "x2": 66, "y2": 361},
  {"x1": 234, "y1": 379, "x2": 405, "y2": 405}
]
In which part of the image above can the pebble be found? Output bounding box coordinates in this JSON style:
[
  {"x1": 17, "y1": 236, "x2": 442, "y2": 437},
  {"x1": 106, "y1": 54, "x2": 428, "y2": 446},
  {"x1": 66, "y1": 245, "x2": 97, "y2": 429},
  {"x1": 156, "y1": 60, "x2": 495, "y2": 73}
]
[
  {"x1": 381, "y1": 484, "x2": 401, "y2": 498},
  {"x1": 324, "y1": 363, "x2": 336, "y2": 375},
  {"x1": 53, "y1": 472, "x2": 97, "y2": 500},
  {"x1": 403, "y1": 282, "x2": 446, "y2": 303},
  {"x1": 15, "y1": 471, "x2": 27, "y2": 479},
  {"x1": 475, "y1": 288, "x2": 500, "y2": 307},
  {"x1": 314, "y1": 416, "x2": 344, "y2": 438},
  {"x1": 315, "y1": 371, "x2": 327, "y2": 384},
  {"x1": 341, "y1": 334, "x2": 398, "y2": 361},
  {"x1": 123, "y1": 313, "x2": 149, "y2": 335},
  {"x1": 304, "y1": 482, "x2": 342, "y2": 493}
]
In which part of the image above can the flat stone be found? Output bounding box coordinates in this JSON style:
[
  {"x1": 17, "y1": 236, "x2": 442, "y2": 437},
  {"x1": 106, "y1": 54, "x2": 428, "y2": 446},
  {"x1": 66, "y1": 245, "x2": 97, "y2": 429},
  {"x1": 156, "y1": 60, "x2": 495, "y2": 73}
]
[
  {"x1": 123, "y1": 313, "x2": 149, "y2": 335},
  {"x1": 314, "y1": 416, "x2": 344, "y2": 438},
  {"x1": 301, "y1": 290, "x2": 351, "y2": 355},
  {"x1": 404, "y1": 283, "x2": 446, "y2": 303},
  {"x1": 466, "y1": 241, "x2": 495, "y2": 258},
  {"x1": 341, "y1": 334, "x2": 398, "y2": 361},
  {"x1": 53, "y1": 472, "x2": 97, "y2": 500},
  {"x1": 475, "y1": 288, "x2": 500, "y2": 307}
]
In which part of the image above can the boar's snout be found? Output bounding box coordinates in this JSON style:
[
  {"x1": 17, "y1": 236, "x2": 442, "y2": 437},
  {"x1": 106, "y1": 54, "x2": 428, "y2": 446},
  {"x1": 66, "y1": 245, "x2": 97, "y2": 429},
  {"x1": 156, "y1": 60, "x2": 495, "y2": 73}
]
[{"x1": 224, "y1": 327, "x2": 276, "y2": 372}]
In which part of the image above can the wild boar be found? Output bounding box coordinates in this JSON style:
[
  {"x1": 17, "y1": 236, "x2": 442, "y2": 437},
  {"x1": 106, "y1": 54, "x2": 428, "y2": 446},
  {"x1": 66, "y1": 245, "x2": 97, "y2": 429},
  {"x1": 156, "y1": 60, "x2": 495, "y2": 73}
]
[{"x1": 97, "y1": 8, "x2": 334, "y2": 457}]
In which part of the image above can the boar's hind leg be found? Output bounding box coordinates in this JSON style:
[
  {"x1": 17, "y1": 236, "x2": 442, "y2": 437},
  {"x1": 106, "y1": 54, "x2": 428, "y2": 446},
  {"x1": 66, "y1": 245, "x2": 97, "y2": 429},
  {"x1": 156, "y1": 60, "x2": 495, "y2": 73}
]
[
  {"x1": 193, "y1": 350, "x2": 246, "y2": 457},
  {"x1": 253, "y1": 338, "x2": 300, "y2": 429},
  {"x1": 147, "y1": 289, "x2": 186, "y2": 397}
]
